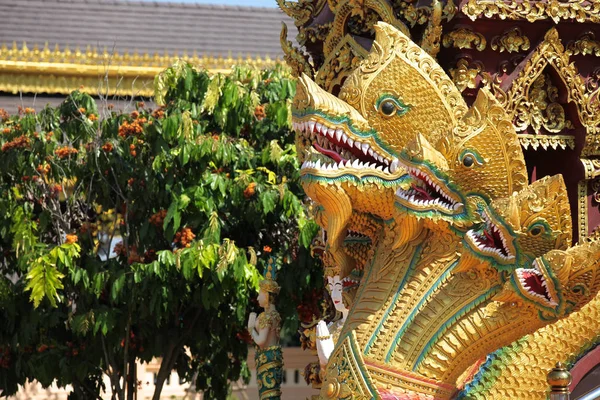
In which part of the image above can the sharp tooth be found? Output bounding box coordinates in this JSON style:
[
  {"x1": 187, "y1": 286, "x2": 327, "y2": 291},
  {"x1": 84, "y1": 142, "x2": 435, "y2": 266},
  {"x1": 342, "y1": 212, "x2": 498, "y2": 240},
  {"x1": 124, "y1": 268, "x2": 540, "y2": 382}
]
[
  {"x1": 315, "y1": 122, "x2": 323, "y2": 133},
  {"x1": 377, "y1": 155, "x2": 383, "y2": 163},
  {"x1": 308, "y1": 121, "x2": 315, "y2": 132},
  {"x1": 352, "y1": 159, "x2": 360, "y2": 168},
  {"x1": 335, "y1": 129, "x2": 343, "y2": 142},
  {"x1": 315, "y1": 159, "x2": 322, "y2": 169},
  {"x1": 390, "y1": 158, "x2": 399, "y2": 173},
  {"x1": 327, "y1": 128, "x2": 335, "y2": 138},
  {"x1": 338, "y1": 160, "x2": 345, "y2": 168},
  {"x1": 361, "y1": 143, "x2": 369, "y2": 155},
  {"x1": 347, "y1": 137, "x2": 354, "y2": 147},
  {"x1": 301, "y1": 161, "x2": 307, "y2": 168},
  {"x1": 341, "y1": 135, "x2": 347, "y2": 144},
  {"x1": 355, "y1": 141, "x2": 362, "y2": 150},
  {"x1": 384, "y1": 167, "x2": 390, "y2": 174},
  {"x1": 345, "y1": 160, "x2": 352, "y2": 167},
  {"x1": 368, "y1": 148, "x2": 374, "y2": 157},
  {"x1": 376, "y1": 165, "x2": 383, "y2": 172},
  {"x1": 453, "y1": 203, "x2": 462, "y2": 210},
  {"x1": 384, "y1": 159, "x2": 390, "y2": 165}
]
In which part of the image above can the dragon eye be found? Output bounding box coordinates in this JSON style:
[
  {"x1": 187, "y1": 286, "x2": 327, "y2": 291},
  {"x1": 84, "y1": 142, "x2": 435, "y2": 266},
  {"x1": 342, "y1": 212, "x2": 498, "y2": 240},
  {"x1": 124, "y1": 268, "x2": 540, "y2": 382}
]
[
  {"x1": 528, "y1": 222, "x2": 548, "y2": 237},
  {"x1": 462, "y1": 155, "x2": 475, "y2": 167},
  {"x1": 380, "y1": 100, "x2": 396, "y2": 116},
  {"x1": 459, "y1": 150, "x2": 483, "y2": 168}
]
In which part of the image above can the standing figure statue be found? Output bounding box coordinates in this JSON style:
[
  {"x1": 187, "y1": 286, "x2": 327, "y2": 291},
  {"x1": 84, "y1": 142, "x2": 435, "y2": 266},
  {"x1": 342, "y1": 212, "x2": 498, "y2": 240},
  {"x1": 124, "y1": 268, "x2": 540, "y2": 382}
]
[
  {"x1": 316, "y1": 267, "x2": 359, "y2": 370},
  {"x1": 247, "y1": 258, "x2": 283, "y2": 399}
]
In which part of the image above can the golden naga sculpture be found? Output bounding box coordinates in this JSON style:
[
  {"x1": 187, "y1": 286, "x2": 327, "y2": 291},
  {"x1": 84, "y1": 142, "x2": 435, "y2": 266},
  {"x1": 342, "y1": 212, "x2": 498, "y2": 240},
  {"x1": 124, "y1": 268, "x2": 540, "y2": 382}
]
[{"x1": 291, "y1": 21, "x2": 600, "y2": 399}]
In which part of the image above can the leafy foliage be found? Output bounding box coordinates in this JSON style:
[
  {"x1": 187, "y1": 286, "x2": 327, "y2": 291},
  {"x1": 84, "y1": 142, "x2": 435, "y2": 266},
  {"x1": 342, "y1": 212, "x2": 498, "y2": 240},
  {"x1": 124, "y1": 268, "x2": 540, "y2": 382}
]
[{"x1": 0, "y1": 63, "x2": 321, "y2": 399}]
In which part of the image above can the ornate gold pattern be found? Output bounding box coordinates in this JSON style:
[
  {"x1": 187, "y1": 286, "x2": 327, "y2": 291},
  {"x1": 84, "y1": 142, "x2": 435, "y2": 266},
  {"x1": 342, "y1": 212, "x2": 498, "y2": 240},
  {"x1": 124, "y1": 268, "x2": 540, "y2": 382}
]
[
  {"x1": 442, "y1": 27, "x2": 487, "y2": 51},
  {"x1": 516, "y1": 72, "x2": 574, "y2": 134},
  {"x1": 518, "y1": 134, "x2": 576, "y2": 151},
  {"x1": 462, "y1": 0, "x2": 600, "y2": 23},
  {"x1": 490, "y1": 27, "x2": 530, "y2": 53},
  {"x1": 285, "y1": 3, "x2": 600, "y2": 399},
  {"x1": 290, "y1": 20, "x2": 600, "y2": 399},
  {"x1": 567, "y1": 31, "x2": 600, "y2": 57},
  {"x1": 0, "y1": 42, "x2": 280, "y2": 97},
  {"x1": 277, "y1": 0, "x2": 328, "y2": 26},
  {"x1": 280, "y1": 23, "x2": 315, "y2": 78},
  {"x1": 489, "y1": 29, "x2": 600, "y2": 155},
  {"x1": 449, "y1": 58, "x2": 483, "y2": 92}
]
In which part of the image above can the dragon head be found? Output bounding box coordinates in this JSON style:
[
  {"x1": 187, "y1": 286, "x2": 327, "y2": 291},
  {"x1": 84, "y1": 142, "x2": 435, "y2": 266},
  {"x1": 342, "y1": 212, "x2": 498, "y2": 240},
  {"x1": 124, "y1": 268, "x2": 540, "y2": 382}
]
[
  {"x1": 460, "y1": 174, "x2": 572, "y2": 272},
  {"x1": 293, "y1": 22, "x2": 469, "y2": 274},
  {"x1": 395, "y1": 88, "x2": 528, "y2": 230},
  {"x1": 495, "y1": 237, "x2": 600, "y2": 319}
]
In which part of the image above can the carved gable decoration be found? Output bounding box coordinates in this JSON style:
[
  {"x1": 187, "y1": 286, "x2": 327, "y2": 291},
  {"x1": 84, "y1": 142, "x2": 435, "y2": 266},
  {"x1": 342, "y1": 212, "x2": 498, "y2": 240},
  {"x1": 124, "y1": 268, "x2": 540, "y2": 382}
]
[{"x1": 493, "y1": 28, "x2": 597, "y2": 152}]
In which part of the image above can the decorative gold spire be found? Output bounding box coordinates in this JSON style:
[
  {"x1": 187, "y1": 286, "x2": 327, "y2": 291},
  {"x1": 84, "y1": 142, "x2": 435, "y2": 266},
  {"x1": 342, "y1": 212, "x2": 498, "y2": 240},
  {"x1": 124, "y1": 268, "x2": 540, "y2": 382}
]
[{"x1": 259, "y1": 257, "x2": 281, "y2": 295}]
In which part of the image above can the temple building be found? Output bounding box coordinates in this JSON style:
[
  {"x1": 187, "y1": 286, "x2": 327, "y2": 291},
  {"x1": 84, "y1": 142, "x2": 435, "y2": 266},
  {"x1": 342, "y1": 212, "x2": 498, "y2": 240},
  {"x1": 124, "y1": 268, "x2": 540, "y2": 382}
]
[{"x1": 0, "y1": 0, "x2": 293, "y2": 112}]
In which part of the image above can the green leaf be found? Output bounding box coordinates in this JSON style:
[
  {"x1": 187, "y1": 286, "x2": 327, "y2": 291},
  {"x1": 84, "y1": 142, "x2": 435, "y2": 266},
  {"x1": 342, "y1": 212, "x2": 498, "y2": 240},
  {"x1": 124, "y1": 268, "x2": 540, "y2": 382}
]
[{"x1": 24, "y1": 259, "x2": 65, "y2": 308}]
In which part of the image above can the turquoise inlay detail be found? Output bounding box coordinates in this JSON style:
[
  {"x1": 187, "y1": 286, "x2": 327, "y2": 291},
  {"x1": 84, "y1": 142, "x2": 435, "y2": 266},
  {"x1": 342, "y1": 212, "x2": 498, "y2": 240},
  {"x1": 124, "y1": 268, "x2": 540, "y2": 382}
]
[
  {"x1": 364, "y1": 244, "x2": 424, "y2": 354},
  {"x1": 293, "y1": 108, "x2": 396, "y2": 157},
  {"x1": 384, "y1": 260, "x2": 458, "y2": 362},
  {"x1": 375, "y1": 94, "x2": 411, "y2": 117},
  {"x1": 458, "y1": 148, "x2": 485, "y2": 167},
  {"x1": 301, "y1": 172, "x2": 409, "y2": 187},
  {"x1": 348, "y1": 331, "x2": 379, "y2": 397},
  {"x1": 526, "y1": 220, "x2": 553, "y2": 239},
  {"x1": 412, "y1": 285, "x2": 502, "y2": 371}
]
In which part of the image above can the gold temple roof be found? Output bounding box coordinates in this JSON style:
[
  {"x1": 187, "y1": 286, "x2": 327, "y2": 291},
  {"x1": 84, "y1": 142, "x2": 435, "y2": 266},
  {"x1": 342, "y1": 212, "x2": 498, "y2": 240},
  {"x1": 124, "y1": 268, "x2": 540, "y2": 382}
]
[{"x1": 0, "y1": 0, "x2": 293, "y2": 97}]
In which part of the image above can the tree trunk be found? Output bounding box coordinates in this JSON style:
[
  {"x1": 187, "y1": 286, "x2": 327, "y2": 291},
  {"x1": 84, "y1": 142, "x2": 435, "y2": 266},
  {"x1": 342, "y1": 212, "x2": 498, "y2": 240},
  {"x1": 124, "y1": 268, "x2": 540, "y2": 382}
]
[
  {"x1": 152, "y1": 343, "x2": 177, "y2": 400},
  {"x1": 127, "y1": 357, "x2": 137, "y2": 400}
]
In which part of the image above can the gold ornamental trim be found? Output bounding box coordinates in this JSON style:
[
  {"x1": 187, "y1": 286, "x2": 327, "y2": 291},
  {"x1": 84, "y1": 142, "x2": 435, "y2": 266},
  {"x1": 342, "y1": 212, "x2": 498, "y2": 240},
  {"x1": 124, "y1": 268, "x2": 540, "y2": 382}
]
[
  {"x1": 366, "y1": 361, "x2": 457, "y2": 398},
  {"x1": 0, "y1": 42, "x2": 281, "y2": 97},
  {"x1": 518, "y1": 134, "x2": 575, "y2": 151},
  {"x1": 567, "y1": 31, "x2": 600, "y2": 57},
  {"x1": 489, "y1": 28, "x2": 600, "y2": 156},
  {"x1": 442, "y1": 27, "x2": 487, "y2": 51},
  {"x1": 462, "y1": 0, "x2": 600, "y2": 23},
  {"x1": 491, "y1": 27, "x2": 530, "y2": 53}
]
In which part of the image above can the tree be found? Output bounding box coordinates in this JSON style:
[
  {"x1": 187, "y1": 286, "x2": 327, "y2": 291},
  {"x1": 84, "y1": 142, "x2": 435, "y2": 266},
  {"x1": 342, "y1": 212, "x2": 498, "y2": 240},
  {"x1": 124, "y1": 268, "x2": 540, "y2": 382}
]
[{"x1": 0, "y1": 62, "x2": 321, "y2": 399}]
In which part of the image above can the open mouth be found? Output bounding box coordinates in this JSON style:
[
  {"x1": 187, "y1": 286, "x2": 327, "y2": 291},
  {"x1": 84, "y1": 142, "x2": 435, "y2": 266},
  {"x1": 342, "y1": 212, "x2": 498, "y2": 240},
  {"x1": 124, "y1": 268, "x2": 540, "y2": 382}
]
[
  {"x1": 466, "y1": 209, "x2": 515, "y2": 262},
  {"x1": 395, "y1": 166, "x2": 463, "y2": 214},
  {"x1": 294, "y1": 119, "x2": 399, "y2": 174},
  {"x1": 515, "y1": 260, "x2": 557, "y2": 307}
]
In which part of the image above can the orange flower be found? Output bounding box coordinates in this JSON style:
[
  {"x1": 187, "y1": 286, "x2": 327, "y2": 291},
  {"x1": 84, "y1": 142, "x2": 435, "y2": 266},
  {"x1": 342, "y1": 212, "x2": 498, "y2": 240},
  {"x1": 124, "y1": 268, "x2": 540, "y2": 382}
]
[
  {"x1": 263, "y1": 246, "x2": 272, "y2": 253},
  {"x1": 152, "y1": 108, "x2": 165, "y2": 119},
  {"x1": 130, "y1": 111, "x2": 140, "y2": 119},
  {"x1": 2, "y1": 128, "x2": 10, "y2": 134},
  {"x1": 127, "y1": 178, "x2": 135, "y2": 186},
  {"x1": 36, "y1": 164, "x2": 51, "y2": 175},
  {"x1": 1, "y1": 135, "x2": 30, "y2": 152},
  {"x1": 118, "y1": 119, "x2": 145, "y2": 138},
  {"x1": 65, "y1": 234, "x2": 78, "y2": 244},
  {"x1": 101, "y1": 142, "x2": 113, "y2": 152},
  {"x1": 24, "y1": 107, "x2": 35, "y2": 115},
  {"x1": 88, "y1": 114, "x2": 98, "y2": 122},
  {"x1": 174, "y1": 227, "x2": 195, "y2": 248},
  {"x1": 137, "y1": 102, "x2": 145, "y2": 109},
  {"x1": 254, "y1": 105, "x2": 266, "y2": 121},
  {"x1": 0, "y1": 108, "x2": 9, "y2": 121},
  {"x1": 149, "y1": 209, "x2": 167, "y2": 227},
  {"x1": 55, "y1": 146, "x2": 78, "y2": 159},
  {"x1": 243, "y1": 182, "x2": 257, "y2": 199},
  {"x1": 78, "y1": 107, "x2": 86, "y2": 114}
]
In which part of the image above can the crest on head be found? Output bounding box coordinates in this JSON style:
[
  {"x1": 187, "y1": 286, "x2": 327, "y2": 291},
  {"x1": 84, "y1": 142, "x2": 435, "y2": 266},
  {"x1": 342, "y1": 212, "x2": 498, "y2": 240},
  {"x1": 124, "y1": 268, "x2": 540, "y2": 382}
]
[{"x1": 260, "y1": 257, "x2": 281, "y2": 295}]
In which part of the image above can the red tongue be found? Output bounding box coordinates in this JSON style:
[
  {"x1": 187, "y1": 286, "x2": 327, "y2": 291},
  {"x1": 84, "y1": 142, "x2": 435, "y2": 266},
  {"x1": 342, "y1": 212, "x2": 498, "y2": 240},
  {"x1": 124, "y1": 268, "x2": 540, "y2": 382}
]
[
  {"x1": 483, "y1": 229, "x2": 495, "y2": 244},
  {"x1": 411, "y1": 183, "x2": 434, "y2": 201},
  {"x1": 524, "y1": 271, "x2": 547, "y2": 297},
  {"x1": 313, "y1": 143, "x2": 345, "y2": 164}
]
